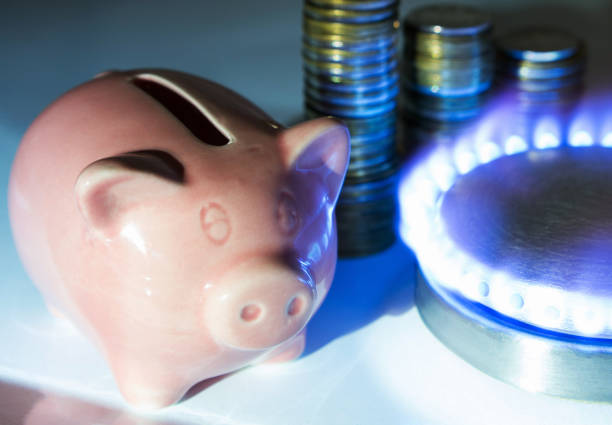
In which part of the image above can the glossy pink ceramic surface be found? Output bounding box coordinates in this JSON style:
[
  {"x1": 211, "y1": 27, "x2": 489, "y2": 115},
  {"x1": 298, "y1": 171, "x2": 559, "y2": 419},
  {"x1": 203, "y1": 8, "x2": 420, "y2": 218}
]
[{"x1": 8, "y1": 69, "x2": 349, "y2": 408}]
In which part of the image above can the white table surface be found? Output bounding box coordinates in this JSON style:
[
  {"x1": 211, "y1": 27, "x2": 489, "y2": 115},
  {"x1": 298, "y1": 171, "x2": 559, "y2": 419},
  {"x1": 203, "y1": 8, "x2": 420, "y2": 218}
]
[{"x1": 2, "y1": 1, "x2": 612, "y2": 424}]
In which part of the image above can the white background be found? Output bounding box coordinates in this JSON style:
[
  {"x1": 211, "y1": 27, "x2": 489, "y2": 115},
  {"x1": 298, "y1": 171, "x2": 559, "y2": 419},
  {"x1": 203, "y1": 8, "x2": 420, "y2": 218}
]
[{"x1": 1, "y1": 1, "x2": 612, "y2": 424}]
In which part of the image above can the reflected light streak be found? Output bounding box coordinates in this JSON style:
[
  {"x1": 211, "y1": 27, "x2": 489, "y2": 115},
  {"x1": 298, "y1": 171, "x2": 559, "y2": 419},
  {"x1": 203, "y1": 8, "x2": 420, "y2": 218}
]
[
  {"x1": 120, "y1": 223, "x2": 147, "y2": 254},
  {"x1": 516, "y1": 338, "x2": 551, "y2": 393}
]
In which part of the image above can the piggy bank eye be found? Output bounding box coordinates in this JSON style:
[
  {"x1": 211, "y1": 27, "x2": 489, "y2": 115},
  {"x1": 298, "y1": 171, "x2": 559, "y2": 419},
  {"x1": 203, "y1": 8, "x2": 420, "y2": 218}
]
[
  {"x1": 131, "y1": 76, "x2": 229, "y2": 146},
  {"x1": 200, "y1": 203, "x2": 231, "y2": 245},
  {"x1": 278, "y1": 191, "x2": 299, "y2": 235}
]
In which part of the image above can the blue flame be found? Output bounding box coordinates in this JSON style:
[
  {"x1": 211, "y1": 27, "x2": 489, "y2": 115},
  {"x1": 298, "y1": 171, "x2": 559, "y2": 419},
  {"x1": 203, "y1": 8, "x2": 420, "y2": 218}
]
[
  {"x1": 504, "y1": 135, "x2": 528, "y2": 155},
  {"x1": 398, "y1": 94, "x2": 612, "y2": 339},
  {"x1": 534, "y1": 117, "x2": 561, "y2": 149}
]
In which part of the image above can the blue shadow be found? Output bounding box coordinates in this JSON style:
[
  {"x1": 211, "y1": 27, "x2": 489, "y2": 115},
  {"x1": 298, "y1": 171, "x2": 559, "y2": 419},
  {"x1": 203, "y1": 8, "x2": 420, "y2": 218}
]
[{"x1": 304, "y1": 241, "x2": 417, "y2": 356}]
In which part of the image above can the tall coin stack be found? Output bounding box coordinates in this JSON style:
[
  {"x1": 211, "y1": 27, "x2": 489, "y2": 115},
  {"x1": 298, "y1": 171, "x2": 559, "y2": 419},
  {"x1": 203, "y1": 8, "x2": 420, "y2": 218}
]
[
  {"x1": 401, "y1": 4, "x2": 494, "y2": 151},
  {"x1": 496, "y1": 28, "x2": 586, "y2": 121},
  {"x1": 303, "y1": 0, "x2": 400, "y2": 257}
]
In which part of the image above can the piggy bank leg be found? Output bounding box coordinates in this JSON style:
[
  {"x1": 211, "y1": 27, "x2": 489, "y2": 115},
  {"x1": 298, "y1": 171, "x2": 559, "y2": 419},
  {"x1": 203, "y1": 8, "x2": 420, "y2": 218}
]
[
  {"x1": 118, "y1": 376, "x2": 188, "y2": 409},
  {"x1": 109, "y1": 357, "x2": 190, "y2": 409},
  {"x1": 262, "y1": 329, "x2": 306, "y2": 363},
  {"x1": 117, "y1": 376, "x2": 187, "y2": 409}
]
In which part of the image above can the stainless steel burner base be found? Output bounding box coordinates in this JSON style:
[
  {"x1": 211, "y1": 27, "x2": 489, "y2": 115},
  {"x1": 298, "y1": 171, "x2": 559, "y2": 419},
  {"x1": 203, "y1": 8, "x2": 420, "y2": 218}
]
[{"x1": 416, "y1": 273, "x2": 612, "y2": 402}]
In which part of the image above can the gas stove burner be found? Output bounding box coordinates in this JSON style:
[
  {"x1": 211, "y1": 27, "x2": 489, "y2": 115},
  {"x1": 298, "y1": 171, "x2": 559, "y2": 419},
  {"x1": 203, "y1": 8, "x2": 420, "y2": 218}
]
[
  {"x1": 416, "y1": 274, "x2": 612, "y2": 401},
  {"x1": 399, "y1": 95, "x2": 612, "y2": 400}
]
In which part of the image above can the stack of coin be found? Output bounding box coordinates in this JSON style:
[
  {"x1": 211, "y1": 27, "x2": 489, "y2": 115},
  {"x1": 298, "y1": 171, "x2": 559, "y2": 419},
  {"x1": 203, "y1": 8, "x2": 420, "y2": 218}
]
[
  {"x1": 303, "y1": 0, "x2": 400, "y2": 256},
  {"x1": 401, "y1": 4, "x2": 494, "y2": 149},
  {"x1": 496, "y1": 28, "x2": 586, "y2": 115}
]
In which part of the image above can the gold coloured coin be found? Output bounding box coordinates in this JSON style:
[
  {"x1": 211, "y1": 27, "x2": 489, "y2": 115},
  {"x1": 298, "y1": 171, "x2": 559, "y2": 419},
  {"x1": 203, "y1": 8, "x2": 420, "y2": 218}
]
[
  {"x1": 304, "y1": 16, "x2": 399, "y2": 37},
  {"x1": 306, "y1": 0, "x2": 398, "y2": 11},
  {"x1": 304, "y1": 3, "x2": 396, "y2": 23},
  {"x1": 411, "y1": 53, "x2": 494, "y2": 71},
  {"x1": 304, "y1": 32, "x2": 398, "y2": 50}
]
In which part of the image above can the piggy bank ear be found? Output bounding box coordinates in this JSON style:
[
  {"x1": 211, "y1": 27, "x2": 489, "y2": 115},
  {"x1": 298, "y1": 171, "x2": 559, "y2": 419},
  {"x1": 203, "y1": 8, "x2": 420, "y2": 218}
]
[
  {"x1": 75, "y1": 150, "x2": 184, "y2": 237},
  {"x1": 280, "y1": 118, "x2": 350, "y2": 203}
]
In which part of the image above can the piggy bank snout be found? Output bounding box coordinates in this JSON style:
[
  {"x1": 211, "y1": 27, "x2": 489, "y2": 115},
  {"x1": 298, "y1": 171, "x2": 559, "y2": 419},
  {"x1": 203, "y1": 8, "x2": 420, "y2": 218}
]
[{"x1": 203, "y1": 264, "x2": 314, "y2": 351}]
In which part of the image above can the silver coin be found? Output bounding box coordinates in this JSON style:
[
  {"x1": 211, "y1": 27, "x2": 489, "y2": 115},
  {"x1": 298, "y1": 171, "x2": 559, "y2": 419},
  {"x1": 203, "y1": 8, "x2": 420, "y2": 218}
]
[
  {"x1": 401, "y1": 112, "x2": 472, "y2": 134},
  {"x1": 342, "y1": 119, "x2": 397, "y2": 137},
  {"x1": 340, "y1": 174, "x2": 398, "y2": 197},
  {"x1": 350, "y1": 145, "x2": 396, "y2": 161},
  {"x1": 497, "y1": 27, "x2": 583, "y2": 63},
  {"x1": 338, "y1": 199, "x2": 397, "y2": 214},
  {"x1": 405, "y1": 34, "x2": 492, "y2": 59},
  {"x1": 344, "y1": 165, "x2": 398, "y2": 183},
  {"x1": 305, "y1": 84, "x2": 398, "y2": 106},
  {"x1": 351, "y1": 133, "x2": 397, "y2": 149},
  {"x1": 405, "y1": 4, "x2": 491, "y2": 37},
  {"x1": 337, "y1": 233, "x2": 397, "y2": 252},
  {"x1": 304, "y1": 3, "x2": 397, "y2": 24},
  {"x1": 337, "y1": 204, "x2": 396, "y2": 223},
  {"x1": 351, "y1": 143, "x2": 396, "y2": 161},
  {"x1": 304, "y1": 70, "x2": 399, "y2": 93},
  {"x1": 346, "y1": 157, "x2": 398, "y2": 181},
  {"x1": 339, "y1": 220, "x2": 397, "y2": 237},
  {"x1": 303, "y1": 43, "x2": 397, "y2": 65},
  {"x1": 403, "y1": 89, "x2": 487, "y2": 110},
  {"x1": 306, "y1": 0, "x2": 399, "y2": 11},
  {"x1": 337, "y1": 205, "x2": 397, "y2": 222},
  {"x1": 408, "y1": 52, "x2": 494, "y2": 71},
  {"x1": 337, "y1": 180, "x2": 398, "y2": 257},
  {"x1": 337, "y1": 210, "x2": 397, "y2": 229},
  {"x1": 340, "y1": 175, "x2": 398, "y2": 195},
  {"x1": 303, "y1": 32, "x2": 398, "y2": 52},
  {"x1": 306, "y1": 98, "x2": 397, "y2": 118},
  {"x1": 515, "y1": 87, "x2": 583, "y2": 104},
  {"x1": 337, "y1": 235, "x2": 396, "y2": 257},
  {"x1": 350, "y1": 129, "x2": 396, "y2": 145},
  {"x1": 409, "y1": 79, "x2": 492, "y2": 97},
  {"x1": 337, "y1": 205, "x2": 396, "y2": 221},
  {"x1": 305, "y1": 107, "x2": 397, "y2": 134},
  {"x1": 345, "y1": 121, "x2": 397, "y2": 137},
  {"x1": 503, "y1": 73, "x2": 583, "y2": 92},
  {"x1": 337, "y1": 215, "x2": 397, "y2": 231},
  {"x1": 337, "y1": 204, "x2": 395, "y2": 216},
  {"x1": 349, "y1": 149, "x2": 396, "y2": 170},
  {"x1": 337, "y1": 216, "x2": 396, "y2": 232},
  {"x1": 338, "y1": 192, "x2": 397, "y2": 205},
  {"x1": 304, "y1": 57, "x2": 398, "y2": 79},
  {"x1": 502, "y1": 60, "x2": 585, "y2": 80},
  {"x1": 403, "y1": 101, "x2": 483, "y2": 122},
  {"x1": 337, "y1": 215, "x2": 396, "y2": 232},
  {"x1": 407, "y1": 65, "x2": 494, "y2": 83},
  {"x1": 337, "y1": 219, "x2": 396, "y2": 232},
  {"x1": 303, "y1": 16, "x2": 398, "y2": 38},
  {"x1": 349, "y1": 142, "x2": 396, "y2": 160},
  {"x1": 337, "y1": 212, "x2": 396, "y2": 227}
]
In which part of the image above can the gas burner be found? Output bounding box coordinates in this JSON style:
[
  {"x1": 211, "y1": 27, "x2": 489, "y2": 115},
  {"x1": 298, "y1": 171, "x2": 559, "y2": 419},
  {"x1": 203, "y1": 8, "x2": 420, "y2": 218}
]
[{"x1": 400, "y1": 95, "x2": 612, "y2": 400}]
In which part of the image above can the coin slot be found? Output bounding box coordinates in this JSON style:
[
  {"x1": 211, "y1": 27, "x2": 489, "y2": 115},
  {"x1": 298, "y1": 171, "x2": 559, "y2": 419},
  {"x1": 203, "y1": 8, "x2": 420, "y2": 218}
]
[
  {"x1": 131, "y1": 77, "x2": 229, "y2": 146},
  {"x1": 111, "y1": 150, "x2": 184, "y2": 183}
]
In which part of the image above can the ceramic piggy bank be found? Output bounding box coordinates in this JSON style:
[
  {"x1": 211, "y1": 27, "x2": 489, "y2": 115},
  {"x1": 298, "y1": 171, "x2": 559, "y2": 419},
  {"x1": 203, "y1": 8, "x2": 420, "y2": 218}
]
[{"x1": 8, "y1": 69, "x2": 350, "y2": 408}]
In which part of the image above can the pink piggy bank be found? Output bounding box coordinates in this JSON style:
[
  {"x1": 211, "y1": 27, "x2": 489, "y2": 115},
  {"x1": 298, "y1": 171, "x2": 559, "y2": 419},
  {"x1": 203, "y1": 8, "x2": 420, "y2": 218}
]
[{"x1": 8, "y1": 69, "x2": 350, "y2": 408}]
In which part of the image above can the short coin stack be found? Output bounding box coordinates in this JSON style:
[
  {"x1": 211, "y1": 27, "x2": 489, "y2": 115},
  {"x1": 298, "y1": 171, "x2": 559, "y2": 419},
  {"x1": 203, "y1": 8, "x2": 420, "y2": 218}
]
[
  {"x1": 401, "y1": 4, "x2": 494, "y2": 149},
  {"x1": 496, "y1": 28, "x2": 586, "y2": 116},
  {"x1": 303, "y1": 0, "x2": 400, "y2": 256}
]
